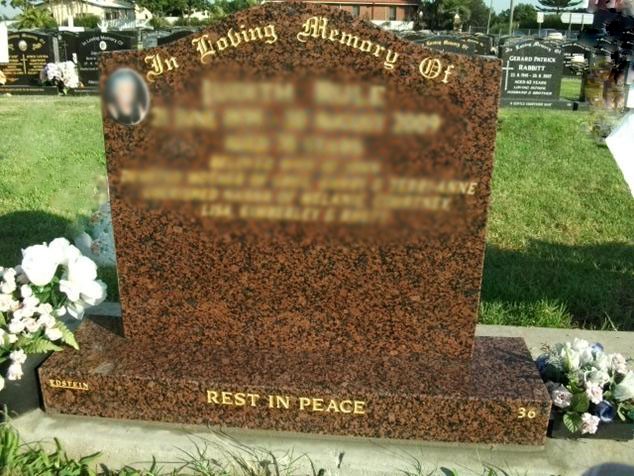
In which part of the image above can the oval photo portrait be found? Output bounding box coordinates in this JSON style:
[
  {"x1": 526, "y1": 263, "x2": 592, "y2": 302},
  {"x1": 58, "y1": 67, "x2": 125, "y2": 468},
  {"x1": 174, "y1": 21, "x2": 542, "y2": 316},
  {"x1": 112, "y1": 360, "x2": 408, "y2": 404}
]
[{"x1": 104, "y1": 68, "x2": 150, "y2": 126}]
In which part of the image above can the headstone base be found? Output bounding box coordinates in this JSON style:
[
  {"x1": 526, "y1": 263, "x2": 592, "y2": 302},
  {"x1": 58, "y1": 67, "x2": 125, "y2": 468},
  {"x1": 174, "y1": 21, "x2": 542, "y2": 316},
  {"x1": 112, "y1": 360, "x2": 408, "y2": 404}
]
[
  {"x1": 0, "y1": 85, "x2": 59, "y2": 95},
  {"x1": 500, "y1": 98, "x2": 576, "y2": 110},
  {"x1": 39, "y1": 317, "x2": 550, "y2": 445}
]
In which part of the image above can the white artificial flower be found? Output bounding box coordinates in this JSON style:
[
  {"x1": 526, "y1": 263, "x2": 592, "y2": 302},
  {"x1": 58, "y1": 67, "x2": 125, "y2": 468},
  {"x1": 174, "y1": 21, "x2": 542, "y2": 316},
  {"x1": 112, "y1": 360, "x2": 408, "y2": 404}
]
[
  {"x1": 6, "y1": 362, "x2": 23, "y2": 381},
  {"x1": 23, "y1": 317, "x2": 40, "y2": 333},
  {"x1": 561, "y1": 346, "x2": 581, "y2": 372},
  {"x1": 0, "y1": 280, "x2": 15, "y2": 294},
  {"x1": 36, "y1": 303, "x2": 53, "y2": 315},
  {"x1": 55, "y1": 306, "x2": 66, "y2": 317},
  {"x1": 7, "y1": 333, "x2": 18, "y2": 344},
  {"x1": 59, "y1": 279, "x2": 81, "y2": 302},
  {"x1": 22, "y1": 295, "x2": 40, "y2": 310},
  {"x1": 0, "y1": 293, "x2": 16, "y2": 312},
  {"x1": 579, "y1": 348, "x2": 595, "y2": 367},
  {"x1": 549, "y1": 383, "x2": 573, "y2": 408},
  {"x1": 66, "y1": 300, "x2": 87, "y2": 320},
  {"x1": 45, "y1": 327, "x2": 63, "y2": 341},
  {"x1": 580, "y1": 413, "x2": 600, "y2": 435},
  {"x1": 614, "y1": 372, "x2": 634, "y2": 402},
  {"x1": 611, "y1": 354, "x2": 628, "y2": 375},
  {"x1": 572, "y1": 338, "x2": 591, "y2": 352},
  {"x1": 9, "y1": 349, "x2": 27, "y2": 365},
  {"x1": 0, "y1": 375, "x2": 4, "y2": 391},
  {"x1": 36, "y1": 313, "x2": 56, "y2": 329},
  {"x1": 593, "y1": 352, "x2": 611, "y2": 372},
  {"x1": 7, "y1": 318, "x2": 26, "y2": 334},
  {"x1": 586, "y1": 384, "x2": 604, "y2": 404},
  {"x1": 48, "y1": 238, "x2": 81, "y2": 266},
  {"x1": 67, "y1": 255, "x2": 97, "y2": 284},
  {"x1": 584, "y1": 369, "x2": 610, "y2": 387},
  {"x1": 0, "y1": 268, "x2": 16, "y2": 294},
  {"x1": 2, "y1": 267, "x2": 16, "y2": 282},
  {"x1": 80, "y1": 279, "x2": 107, "y2": 306},
  {"x1": 21, "y1": 244, "x2": 59, "y2": 286},
  {"x1": 19, "y1": 284, "x2": 32, "y2": 298}
]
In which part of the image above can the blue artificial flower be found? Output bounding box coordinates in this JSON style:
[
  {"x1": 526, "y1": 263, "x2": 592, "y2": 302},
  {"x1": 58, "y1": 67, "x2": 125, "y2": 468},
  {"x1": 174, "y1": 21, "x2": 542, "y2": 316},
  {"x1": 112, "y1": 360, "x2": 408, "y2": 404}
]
[
  {"x1": 591, "y1": 342, "x2": 604, "y2": 354},
  {"x1": 536, "y1": 354, "x2": 549, "y2": 373},
  {"x1": 594, "y1": 401, "x2": 616, "y2": 423}
]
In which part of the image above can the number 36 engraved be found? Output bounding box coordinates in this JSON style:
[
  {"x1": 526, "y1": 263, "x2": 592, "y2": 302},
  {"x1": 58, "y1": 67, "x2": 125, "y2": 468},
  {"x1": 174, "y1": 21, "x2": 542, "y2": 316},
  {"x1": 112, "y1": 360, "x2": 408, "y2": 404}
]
[{"x1": 517, "y1": 407, "x2": 537, "y2": 419}]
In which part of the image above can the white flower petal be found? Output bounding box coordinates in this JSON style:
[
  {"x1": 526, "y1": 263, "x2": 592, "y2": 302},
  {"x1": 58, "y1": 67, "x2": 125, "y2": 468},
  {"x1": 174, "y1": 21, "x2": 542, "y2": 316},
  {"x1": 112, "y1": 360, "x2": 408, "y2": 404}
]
[{"x1": 21, "y1": 244, "x2": 59, "y2": 286}]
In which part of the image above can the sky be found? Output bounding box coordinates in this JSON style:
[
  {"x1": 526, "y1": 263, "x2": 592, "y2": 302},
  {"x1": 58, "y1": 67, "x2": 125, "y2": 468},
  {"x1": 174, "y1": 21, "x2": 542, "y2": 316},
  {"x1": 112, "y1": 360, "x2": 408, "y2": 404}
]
[{"x1": 0, "y1": 0, "x2": 587, "y2": 18}]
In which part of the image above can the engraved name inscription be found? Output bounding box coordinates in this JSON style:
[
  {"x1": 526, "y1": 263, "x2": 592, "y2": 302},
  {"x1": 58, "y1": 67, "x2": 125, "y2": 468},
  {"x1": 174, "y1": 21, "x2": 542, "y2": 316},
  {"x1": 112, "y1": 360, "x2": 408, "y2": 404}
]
[{"x1": 48, "y1": 379, "x2": 89, "y2": 391}]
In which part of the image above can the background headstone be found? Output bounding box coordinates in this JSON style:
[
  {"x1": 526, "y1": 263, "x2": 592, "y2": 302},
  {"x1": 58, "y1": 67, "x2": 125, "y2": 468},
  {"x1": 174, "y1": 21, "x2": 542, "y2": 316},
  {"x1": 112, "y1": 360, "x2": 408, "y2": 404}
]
[
  {"x1": 76, "y1": 31, "x2": 135, "y2": 87},
  {"x1": 156, "y1": 29, "x2": 198, "y2": 46},
  {"x1": 3, "y1": 31, "x2": 58, "y2": 86},
  {"x1": 562, "y1": 41, "x2": 592, "y2": 76},
  {"x1": 0, "y1": 23, "x2": 8, "y2": 64},
  {"x1": 500, "y1": 39, "x2": 568, "y2": 107},
  {"x1": 416, "y1": 34, "x2": 478, "y2": 55}
]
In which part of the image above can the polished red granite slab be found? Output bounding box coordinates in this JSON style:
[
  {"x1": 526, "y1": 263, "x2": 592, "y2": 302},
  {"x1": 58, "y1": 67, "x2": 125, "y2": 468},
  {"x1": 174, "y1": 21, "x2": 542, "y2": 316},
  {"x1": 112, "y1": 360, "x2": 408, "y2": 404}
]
[
  {"x1": 99, "y1": 1, "x2": 501, "y2": 360},
  {"x1": 39, "y1": 3, "x2": 551, "y2": 444},
  {"x1": 40, "y1": 318, "x2": 550, "y2": 444}
]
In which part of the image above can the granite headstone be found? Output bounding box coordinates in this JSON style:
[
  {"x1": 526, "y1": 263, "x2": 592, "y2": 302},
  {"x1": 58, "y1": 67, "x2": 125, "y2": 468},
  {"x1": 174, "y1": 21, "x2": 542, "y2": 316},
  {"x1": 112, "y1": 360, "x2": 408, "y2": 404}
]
[
  {"x1": 500, "y1": 39, "x2": 571, "y2": 108},
  {"x1": 40, "y1": 2, "x2": 550, "y2": 445},
  {"x1": 562, "y1": 41, "x2": 592, "y2": 76},
  {"x1": 3, "y1": 31, "x2": 57, "y2": 86},
  {"x1": 76, "y1": 31, "x2": 135, "y2": 87}
]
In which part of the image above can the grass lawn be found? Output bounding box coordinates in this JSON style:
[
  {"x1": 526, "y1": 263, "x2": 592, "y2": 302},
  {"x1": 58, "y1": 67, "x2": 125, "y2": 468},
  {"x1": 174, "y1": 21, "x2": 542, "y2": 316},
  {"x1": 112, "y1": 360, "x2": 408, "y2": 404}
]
[
  {"x1": 1, "y1": 96, "x2": 633, "y2": 330},
  {"x1": 560, "y1": 76, "x2": 583, "y2": 101}
]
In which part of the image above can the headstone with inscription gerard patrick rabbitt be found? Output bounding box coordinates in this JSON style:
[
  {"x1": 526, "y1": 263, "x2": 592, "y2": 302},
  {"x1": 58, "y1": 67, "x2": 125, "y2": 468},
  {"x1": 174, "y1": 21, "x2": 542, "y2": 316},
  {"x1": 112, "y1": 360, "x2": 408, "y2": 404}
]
[
  {"x1": 500, "y1": 39, "x2": 574, "y2": 109},
  {"x1": 39, "y1": 2, "x2": 550, "y2": 445}
]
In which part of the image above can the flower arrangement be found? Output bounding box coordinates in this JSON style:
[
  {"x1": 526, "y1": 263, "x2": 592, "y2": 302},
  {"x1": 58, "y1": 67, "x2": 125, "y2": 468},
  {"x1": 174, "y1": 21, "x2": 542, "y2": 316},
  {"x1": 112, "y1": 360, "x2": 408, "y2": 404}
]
[
  {"x1": 537, "y1": 338, "x2": 634, "y2": 436},
  {"x1": 40, "y1": 62, "x2": 80, "y2": 93},
  {"x1": 0, "y1": 238, "x2": 106, "y2": 391}
]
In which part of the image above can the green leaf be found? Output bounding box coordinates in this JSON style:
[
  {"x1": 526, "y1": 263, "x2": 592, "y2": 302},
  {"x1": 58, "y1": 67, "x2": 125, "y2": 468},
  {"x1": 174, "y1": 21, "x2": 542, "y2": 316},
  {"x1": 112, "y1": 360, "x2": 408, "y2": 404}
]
[
  {"x1": 21, "y1": 338, "x2": 63, "y2": 354},
  {"x1": 570, "y1": 393, "x2": 590, "y2": 413},
  {"x1": 563, "y1": 413, "x2": 582, "y2": 434},
  {"x1": 56, "y1": 321, "x2": 79, "y2": 350},
  {"x1": 0, "y1": 312, "x2": 6, "y2": 327}
]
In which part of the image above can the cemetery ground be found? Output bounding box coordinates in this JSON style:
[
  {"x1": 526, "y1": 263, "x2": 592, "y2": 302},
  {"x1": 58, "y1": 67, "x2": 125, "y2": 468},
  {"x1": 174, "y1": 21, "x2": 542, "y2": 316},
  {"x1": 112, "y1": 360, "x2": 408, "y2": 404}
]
[{"x1": 1, "y1": 95, "x2": 633, "y2": 332}]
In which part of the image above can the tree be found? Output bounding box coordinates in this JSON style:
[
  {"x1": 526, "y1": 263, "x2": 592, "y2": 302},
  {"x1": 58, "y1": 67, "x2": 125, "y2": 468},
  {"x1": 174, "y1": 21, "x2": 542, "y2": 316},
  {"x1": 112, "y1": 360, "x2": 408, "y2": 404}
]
[
  {"x1": 73, "y1": 13, "x2": 100, "y2": 28},
  {"x1": 537, "y1": 0, "x2": 581, "y2": 13},
  {"x1": 15, "y1": 7, "x2": 57, "y2": 28},
  {"x1": 466, "y1": 0, "x2": 491, "y2": 27}
]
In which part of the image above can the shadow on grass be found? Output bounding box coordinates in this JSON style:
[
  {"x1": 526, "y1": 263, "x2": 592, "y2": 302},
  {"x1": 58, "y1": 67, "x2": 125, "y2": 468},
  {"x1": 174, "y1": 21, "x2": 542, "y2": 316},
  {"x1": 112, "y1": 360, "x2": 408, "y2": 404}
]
[
  {"x1": 482, "y1": 240, "x2": 634, "y2": 330},
  {"x1": 0, "y1": 211, "x2": 73, "y2": 266}
]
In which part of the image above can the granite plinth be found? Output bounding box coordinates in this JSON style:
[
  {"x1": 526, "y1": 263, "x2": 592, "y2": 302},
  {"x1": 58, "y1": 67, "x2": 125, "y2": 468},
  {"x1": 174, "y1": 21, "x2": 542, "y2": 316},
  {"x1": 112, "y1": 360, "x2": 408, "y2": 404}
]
[
  {"x1": 500, "y1": 98, "x2": 576, "y2": 110},
  {"x1": 0, "y1": 86, "x2": 59, "y2": 95},
  {"x1": 39, "y1": 317, "x2": 550, "y2": 445}
]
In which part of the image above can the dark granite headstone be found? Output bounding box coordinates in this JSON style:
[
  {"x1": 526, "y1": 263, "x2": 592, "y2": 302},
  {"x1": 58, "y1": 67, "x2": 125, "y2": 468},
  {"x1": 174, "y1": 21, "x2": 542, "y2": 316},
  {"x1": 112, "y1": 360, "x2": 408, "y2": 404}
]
[
  {"x1": 3, "y1": 31, "x2": 57, "y2": 86},
  {"x1": 500, "y1": 39, "x2": 569, "y2": 108},
  {"x1": 562, "y1": 41, "x2": 592, "y2": 76},
  {"x1": 416, "y1": 34, "x2": 478, "y2": 55},
  {"x1": 76, "y1": 31, "x2": 135, "y2": 87},
  {"x1": 156, "y1": 29, "x2": 198, "y2": 46},
  {"x1": 40, "y1": 2, "x2": 550, "y2": 445}
]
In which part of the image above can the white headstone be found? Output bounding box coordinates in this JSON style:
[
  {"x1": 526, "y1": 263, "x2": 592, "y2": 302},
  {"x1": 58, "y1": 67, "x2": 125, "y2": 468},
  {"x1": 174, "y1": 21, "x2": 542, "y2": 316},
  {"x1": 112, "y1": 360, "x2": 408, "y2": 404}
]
[
  {"x1": 560, "y1": 12, "x2": 594, "y2": 24},
  {"x1": 606, "y1": 111, "x2": 634, "y2": 198},
  {"x1": 0, "y1": 23, "x2": 8, "y2": 64}
]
